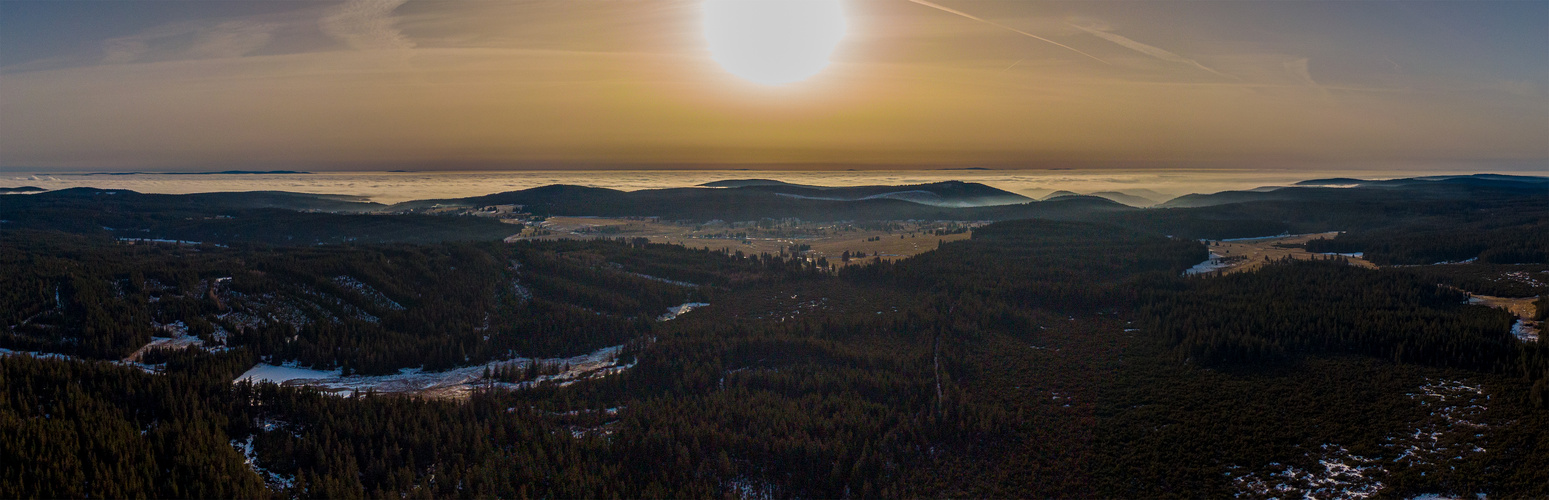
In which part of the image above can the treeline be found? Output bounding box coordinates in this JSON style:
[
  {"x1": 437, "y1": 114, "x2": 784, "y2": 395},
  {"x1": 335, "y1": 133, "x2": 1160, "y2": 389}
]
[
  {"x1": 1304, "y1": 216, "x2": 1547, "y2": 265},
  {"x1": 1145, "y1": 259, "x2": 1517, "y2": 368},
  {"x1": 0, "y1": 351, "x2": 264, "y2": 499},
  {"x1": 1392, "y1": 263, "x2": 1549, "y2": 297},
  {"x1": 846, "y1": 219, "x2": 1207, "y2": 313}
]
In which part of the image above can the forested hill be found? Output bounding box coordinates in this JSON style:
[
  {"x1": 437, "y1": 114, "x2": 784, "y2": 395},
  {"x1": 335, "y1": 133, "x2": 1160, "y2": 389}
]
[
  {"x1": 1160, "y1": 174, "x2": 1547, "y2": 208},
  {"x1": 707, "y1": 180, "x2": 1034, "y2": 207},
  {"x1": 0, "y1": 188, "x2": 517, "y2": 245},
  {"x1": 390, "y1": 181, "x2": 1066, "y2": 220},
  {"x1": 9, "y1": 187, "x2": 383, "y2": 211},
  {"x1": 0, "y1": 232, "x2": 815, "y2": 373},
  {"x1": 2, "y1": 174, "x2": 1543, "y2": 264},
  {"x1": 1110, "y1": 175, "x2": 1547, "y2": 263}
]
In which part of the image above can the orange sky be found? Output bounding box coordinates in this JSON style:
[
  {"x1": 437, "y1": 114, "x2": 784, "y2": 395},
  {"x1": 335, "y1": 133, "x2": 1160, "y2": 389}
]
[{"x1": 1, "y1": 0, "x2": 1544, "y2": 171}]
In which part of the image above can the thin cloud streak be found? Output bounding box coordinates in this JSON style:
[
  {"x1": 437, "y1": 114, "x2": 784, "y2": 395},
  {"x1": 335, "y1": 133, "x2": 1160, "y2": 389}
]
[
  {"x1": 1282, "y1": 57, "x2": 1332, "y2": 97},
  {"x1": 189, "y1": 21, "x2": 276, "y2": 59},
  {"x1": 1067, "y1": 23, "x2": 1234, "y2": 79},
  {"x1": 320, "y1": 0, "x2": 415, "y2": 51},
  {"x1": 908, "y1": 0, "x2": 1109, "y2": 65}
]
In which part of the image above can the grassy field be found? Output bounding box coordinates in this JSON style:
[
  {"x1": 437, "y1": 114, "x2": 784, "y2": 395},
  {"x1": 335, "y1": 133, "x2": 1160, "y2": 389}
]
[
  {"x1": 507, "y1": 216, "x2": 979, "y2": 266},
  {"x1": 1205, "y1": 232, "x2": 1379, "y2": 275},
  {"x1": 1468, "y1": 294, "x2": 1538, "y2": 321}
]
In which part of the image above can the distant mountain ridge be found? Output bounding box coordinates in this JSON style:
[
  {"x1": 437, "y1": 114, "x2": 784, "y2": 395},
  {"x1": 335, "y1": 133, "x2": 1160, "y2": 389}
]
[
  {"x1": 1086, "y1": 191, "x2": 1160, "y2": 207},
  {"x1": 22, "y1": 188, "x2": 384, "y2": 211},
  {"x1": 63, "y1": 170, "x2": 313, "y2": 176},
  {"x1": 4, "y1": 173, "x2": 1541, "y2": 251},
  {"x1": 0, "y1": 188, "x2": 512, "y2": 245},
  {"x1": 1162, "y1": 174, "x2": 1547, "y2": 208},
  {"x1": 1294, "y1": 173, "x2": 1547, "y2": 188},
  {"x1": 697, "y1": 179, "x2": 1033, "y2": 207},
  {"x1": 698, "y1": 179, "x2": 814, "y2": 188},
  {"x1": 1041, "y1": 190, "x2": 1159, "y2": 207},
  {"x1": 392, "y1": 180, "x2": 1047, "y2": 220}
]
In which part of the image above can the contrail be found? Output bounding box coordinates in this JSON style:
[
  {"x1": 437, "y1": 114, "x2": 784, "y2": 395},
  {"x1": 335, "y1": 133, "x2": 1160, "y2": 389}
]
[
  {"x1": 1067, "y1": 23, "x2": 1235, "y2": 79},
  {"x1": 1001, "y1": 57, "x2": 1025, "y2": 73},
  {"x1": 908, "y1": 0, "x2": 1109, "y2": 65}
]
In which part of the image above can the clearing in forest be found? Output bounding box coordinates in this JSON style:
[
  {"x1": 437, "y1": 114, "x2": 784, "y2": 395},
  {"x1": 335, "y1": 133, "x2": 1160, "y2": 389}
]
[
  {"x1": 507, "y1": 216, "x2": 978, "y2": 265},
  {"x1": 1195, "y1": 232, "x2": 1378, "y2": 275}
]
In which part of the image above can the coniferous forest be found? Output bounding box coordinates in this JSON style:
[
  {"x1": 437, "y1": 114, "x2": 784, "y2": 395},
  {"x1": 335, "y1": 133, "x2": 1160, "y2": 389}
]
[
  {"x1": 3, "y1": 179, "x2": 1548, "y2": 498},
  {"x1": 2, "y1": 0, "x2": 1546, "y2": 491}
]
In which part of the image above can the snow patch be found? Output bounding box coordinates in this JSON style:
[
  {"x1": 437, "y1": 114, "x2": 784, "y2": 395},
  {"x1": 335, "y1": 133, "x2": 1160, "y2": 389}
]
[
  {"x1": 1184, "y1": 252, "x2": 1236, "y2": 276},
  {"x1": 1228, "y1": 444, "x2": 1383, "y2": 499},
  {"x1": 235, "y1": 344, "x2": 638, "y2": 399},
  {"x1": 616, "y1": 267, "x2": 699, "y2": 288},
  {"x1": 1229, "y1": 379, "x2": 1493, "y2": 499},
  {"x1": 0, "y1": 347, "x2": 79, "y2": 362},
  {"x1": 658, "y1": 302, "x2": 710, "y2": 322},
  {"x1": 236, "y1": 362, "x2": 343, "y2": 385},
  {"x1": 231, "y1": 434, "x2": 296, "y2": 490},
  {"x1": 1510, "y1": 319, "x2": 1539, "y2": 342}
]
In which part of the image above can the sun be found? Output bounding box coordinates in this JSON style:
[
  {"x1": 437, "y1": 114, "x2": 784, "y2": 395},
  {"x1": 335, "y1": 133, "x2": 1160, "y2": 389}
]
[{"x1": 702, "y1": 0, "x2": 848, "y2": 86}]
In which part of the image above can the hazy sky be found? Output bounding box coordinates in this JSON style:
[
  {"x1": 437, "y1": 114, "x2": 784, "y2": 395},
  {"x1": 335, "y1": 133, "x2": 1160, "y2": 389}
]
[{"x1": 1, "y1": 0, "x2": 1545, "y2": 172}]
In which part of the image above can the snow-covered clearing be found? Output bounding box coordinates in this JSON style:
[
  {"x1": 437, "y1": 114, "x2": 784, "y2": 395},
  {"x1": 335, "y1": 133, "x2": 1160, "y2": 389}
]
[
  {"x1": 0, "y1": 347, "x2": 79, "y2": 362},
  {"x1": 1511, "y1": 320, "x2": 1540, "y2": 342},
  {"x1": 659, "y1": 302, "x2": 710, "y2": 321},
  {"x1": 237, "y1": 363, "x2": 343, "y2": 385},
  {"x1": 235, "y1": 344, "x2": 638, "y2": 399},
  {"x1": 1184, "y1": 252, "x2": 1235, "y2": 276}
]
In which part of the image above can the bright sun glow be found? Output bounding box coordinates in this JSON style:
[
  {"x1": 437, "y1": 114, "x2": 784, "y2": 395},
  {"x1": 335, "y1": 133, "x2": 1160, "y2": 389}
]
[{"x1": 702, "y1": 0, "x2": 848, "y2": 86}]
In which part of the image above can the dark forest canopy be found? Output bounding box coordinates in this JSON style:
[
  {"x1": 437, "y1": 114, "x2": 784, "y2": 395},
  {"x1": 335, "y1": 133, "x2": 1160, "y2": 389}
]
[{"x1": 1, "y1": 176, "x2": 1547, "y2": 498}]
